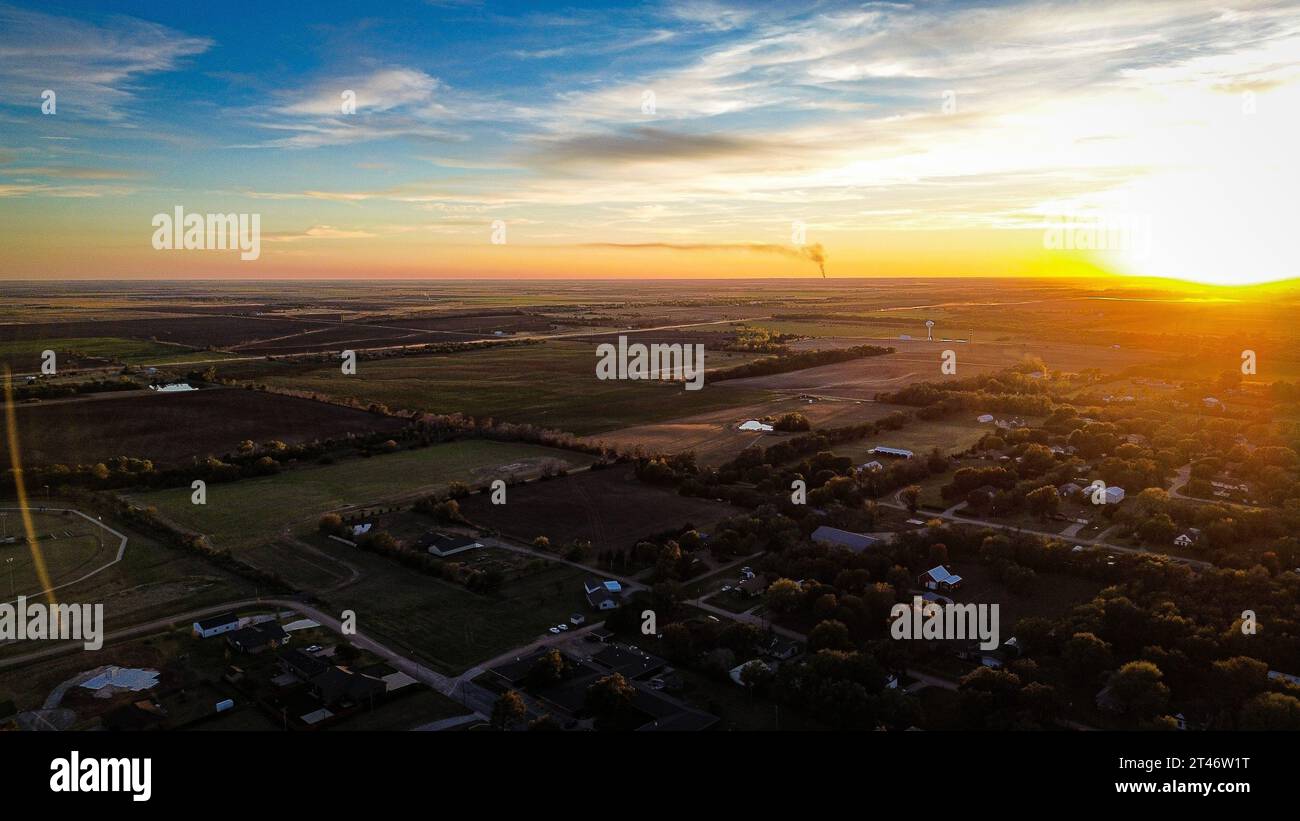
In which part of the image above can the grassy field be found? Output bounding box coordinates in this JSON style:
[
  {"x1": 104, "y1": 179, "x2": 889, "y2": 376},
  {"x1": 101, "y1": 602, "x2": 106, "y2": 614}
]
[
  {"x1": 317, "y1": 545, "x2": 592, "y2": 674},
  {"x1": 126, "y1": 440, "x2": 596, "y2": 553},
  {"x1": 835, "y1": 413, "x2": 989, "y2": 459},
  {"x1": 0, "y1": 510, "x2": 113, "y2": 598},
  {"x1": 214, "y1": 341, "x2": 772, "y2": 435}
]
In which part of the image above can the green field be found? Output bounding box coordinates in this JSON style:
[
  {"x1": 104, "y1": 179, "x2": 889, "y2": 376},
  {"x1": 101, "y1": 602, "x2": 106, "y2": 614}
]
[
  {"x1": 214, "y1": 341, "x2": 771, "y2": 435},
  {"x1": 319, "y1": 545, "x2": 591, "y2": 674},
  {"x1": 0, "y1": 510, "x2": 112, "y2": 598},
  {"x1": 126, "y1": 439, "x2": 596, "y2": 553},
  {"x1": 0, "y1": 337, "x2": 235, "y2": 369}
]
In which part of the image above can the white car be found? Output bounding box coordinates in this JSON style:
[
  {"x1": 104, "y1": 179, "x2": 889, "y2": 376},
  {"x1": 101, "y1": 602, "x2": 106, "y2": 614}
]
[
  {"x1": 548, "y1": 627, "x2": 561, "y2": 634},
  {"x1": 557, "y1": 623, "x2": 569, "y2": 631}
]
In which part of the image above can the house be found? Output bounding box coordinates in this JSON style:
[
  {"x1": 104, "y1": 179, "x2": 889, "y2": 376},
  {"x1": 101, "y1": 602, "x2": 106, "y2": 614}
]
[
  {"x1": 1104, "y1": 486, "x2": 1126, "y2": 504},
  {"x1": 810, "y1": 526, "x2": 881, "y2": 554},
  {"x1": 280, "y1": 648, "x2": 331, "y2": 681},
  {"x1": 226, "y1": 621, "x2": 289, "y2": 654},
  {"x1": 871, "y1": 446, "x2": 914, "y2": 459},
  {"x1": 1058, "y1": 482, "x2": 1083, "y2": 498},
  {"x1": 738, "y1": 420, "x2": 774, "y2": 432},
  {"x1": 762, "y1": 635, "x2": 801, "y2": 661},
  {"x1": 977, "y1": 414, "x2": 995, "y2": 423},
  {"x1": 1173, "y1": 529, "x2": 1200, "y2": 548},
  {"x1": 193, "y1": 612, "x2": 240, "y2": 639},
  {"x1": 918, "y1": 565, "x2": 963, "y2": 591},
  {"x1": 309, "y1": 667, "x2": 386, "y2": 709},
  {"x1": 584, "y1": 579, "x2": 624, "y2": 611},
  {"x1": 729, "y1": 660, "x2": 771, "y2": 687},
  {"x1": 350, "y1": 522, "x2": 373, "y2": 538},
  {"x1": 859, "y1": 460, "x2": 884, "y2": 472},
  {"x1": 416, "y1": 531, "x2": 484, "y2": 557},
  {"x1": 1203, "y1": 397, "x2": 1224, "y2": 409}
]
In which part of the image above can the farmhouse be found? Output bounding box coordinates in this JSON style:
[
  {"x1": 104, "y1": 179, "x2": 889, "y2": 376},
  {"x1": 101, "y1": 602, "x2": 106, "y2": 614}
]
[
  {"x1": 416, "y1": 531, "x2": 485, "y2": 557},
  {"x1": 585, "y1": 579, "x2": 624, "y2": 610},
  {"x1": 871, "y1": 446, "x2": 914, "y2": 459},
  {"x1": 811, "y1": 526, "x2": 881, "y2": 553},
  {"x1": 192, "y1": 612, "x2": 240, "y2": 639},
  {"x1": 919, "y1": 565, "x2": 963, "y2": 591}
]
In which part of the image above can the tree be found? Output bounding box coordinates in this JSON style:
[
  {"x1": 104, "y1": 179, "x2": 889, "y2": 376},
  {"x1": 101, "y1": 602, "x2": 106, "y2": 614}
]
[
  {"x1": 585, "y1": 673, "x2": 635, "y2": 724},
  {"x1": 1025, "y1": 485, "x2": 1060, "y2": 519},
  {"x1": 527, "y1": 713, "x2": 562, "y2": 731},
  {"x1": 1239, "y1": 692, "x2": 1300, "y2": 730},
  {"x1": 491, "y1": 690, "x2": 526, "y2": 730},
  {"x1": 526, "y1": 648, "x2": 568, "y2": 688},
  {"x1": 1107, "y1": 661, "x2": 1170, "y2": 720},
  {"x1": 809, "y1": 619, "x2": 852, "y2": 652},
  {"x1": 1062, "y1": 632, "x2": 1113, "y2": 684},
  {"x1": 766, "y1": 578, "x2": 803, "y2": 614},
  {"x1": 900, "y1": 485, "x2": 921, "y2": 514},
  {"x1": 318, "y1": 513, "x2": 344, "y2": 536}
]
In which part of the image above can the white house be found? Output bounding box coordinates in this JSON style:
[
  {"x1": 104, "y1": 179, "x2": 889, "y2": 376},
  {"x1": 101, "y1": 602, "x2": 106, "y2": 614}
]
[
  {"x1": 977, "y1": 414, "x2": 995, "y2": 423},
  {"x1": 871, "y1": 446, "x2": 914, "y2": 459},
  {"x1": 738, "y1": 420, "x2": 774, "y2": 432},
  {"x1": 193, "y1": 612, "x2": 240, "y2": 639},
  {"x1": 584, "y1": 579, "x2": 623, "y2": 611}
]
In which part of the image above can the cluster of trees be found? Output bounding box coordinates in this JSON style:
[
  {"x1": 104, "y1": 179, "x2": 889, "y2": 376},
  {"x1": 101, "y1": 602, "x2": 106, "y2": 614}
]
[
  {"x1": 317, "y1": 512, "x2": 506, "y2": 593},
  {"x1": 10, "y1": 376, "x2": 140, "y2": 401},
  {"x1": 721, "y1": 325, "x2": 802, "y2": 354}
]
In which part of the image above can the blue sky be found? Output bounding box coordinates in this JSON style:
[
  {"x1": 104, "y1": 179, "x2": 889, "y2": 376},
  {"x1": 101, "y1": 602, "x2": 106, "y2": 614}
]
[{"x1": 1, "y1": 0, "x2": 1297, "y2": 282}]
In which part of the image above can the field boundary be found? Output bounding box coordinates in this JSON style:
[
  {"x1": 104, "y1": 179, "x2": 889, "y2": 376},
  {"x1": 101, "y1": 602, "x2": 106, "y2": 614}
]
[{"x1": 0, "y1": 506, "x2": 128, "y2": 603}]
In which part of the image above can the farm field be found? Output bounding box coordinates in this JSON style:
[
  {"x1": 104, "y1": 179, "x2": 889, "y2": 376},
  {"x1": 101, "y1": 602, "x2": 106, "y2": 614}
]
[
  {"x1": 0, "y1": 336, "x2": 238, "y2": 371},
  {"x1": 456, "y1": 463, "x2": 737, "y2": 554},
  {"x1": 722, "y1": 339, "x2": 1162, "y2": 398},
  {"x1": 126, "y1": 439, "x2": 596, "y2": 553},
  {"x1": 834, "y1": 414, "x2": 992, "y2": 459},
  {"x1": 584, "y1": 396, "x2": 901, "y2": 465},
  {"x1": 2, "y1": 387, "x2": 408, "y2": 468},
  {"x1": 212, "y1": 341, "x2": 772, "y2": 435}
]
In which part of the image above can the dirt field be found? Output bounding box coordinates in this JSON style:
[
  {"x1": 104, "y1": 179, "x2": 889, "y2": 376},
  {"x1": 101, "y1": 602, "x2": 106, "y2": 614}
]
[
  {"x1": 2, "y1": 387, "x2": 407, "y2": 467},
  {"x1": 457, "y1": 464, "x2": 737, "y2": 553},
  {"x1": 583, "y1": 396, "x2": 902, "y2": 465},
  {"x1": 721, "y1": 339, "x2": 1160, "y2": 398}
]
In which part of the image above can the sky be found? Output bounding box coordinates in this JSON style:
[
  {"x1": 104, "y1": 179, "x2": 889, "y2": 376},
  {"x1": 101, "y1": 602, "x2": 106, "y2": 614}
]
[{"x1": 0, "y1": 0, "x2": 1297, "y2": 284}]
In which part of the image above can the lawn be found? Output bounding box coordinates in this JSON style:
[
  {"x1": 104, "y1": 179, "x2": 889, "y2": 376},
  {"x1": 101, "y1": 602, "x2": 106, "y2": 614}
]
[
  {"x1": 214, "y1": 341, "x2": 772, "y2": 435},
  {"x1": 0, "y1": 510, "x2": 113, "y2": 598},
  {"x1": 316, "y1": 546, "x2": 592, "y2": 675},
  {"x1": 126, "y1": 439, "x2": 596, "y2": 553}
]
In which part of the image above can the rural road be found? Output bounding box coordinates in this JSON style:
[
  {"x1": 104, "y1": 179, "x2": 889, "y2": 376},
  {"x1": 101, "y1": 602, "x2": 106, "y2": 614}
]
[{"x1": 883, "y1": 492, "x2": 1213, "y2": 570}]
